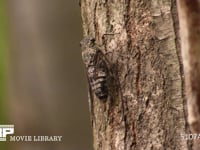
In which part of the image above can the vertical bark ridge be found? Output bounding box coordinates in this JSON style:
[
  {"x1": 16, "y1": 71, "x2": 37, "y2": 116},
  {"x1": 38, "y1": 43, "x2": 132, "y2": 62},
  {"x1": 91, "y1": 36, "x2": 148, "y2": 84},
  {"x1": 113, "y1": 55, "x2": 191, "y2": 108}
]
[
  {"x1": 171, "y1": 0, "x2": 192, "y2": 149},
  {"x1": 81, "y1": 0, "x2": 189, "y2": 149}
]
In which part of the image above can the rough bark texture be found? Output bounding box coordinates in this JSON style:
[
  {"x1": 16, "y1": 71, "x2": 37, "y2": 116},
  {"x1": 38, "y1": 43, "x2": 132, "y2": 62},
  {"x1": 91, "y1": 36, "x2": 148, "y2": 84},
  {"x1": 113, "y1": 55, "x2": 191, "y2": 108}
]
[
  {"x1": 177, "y1": 0, "x2": 200, "y2": 149},
  {"x1": 81, "y1": 0, "x2": 191, "y2": 149}
]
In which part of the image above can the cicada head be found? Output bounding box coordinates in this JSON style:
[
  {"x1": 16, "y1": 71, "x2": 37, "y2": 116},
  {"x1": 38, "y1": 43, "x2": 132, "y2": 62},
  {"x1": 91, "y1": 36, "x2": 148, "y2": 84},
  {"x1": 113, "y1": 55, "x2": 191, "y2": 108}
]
[{"x1": 80, "y1": 37, "x2": 97, "y2": 67}]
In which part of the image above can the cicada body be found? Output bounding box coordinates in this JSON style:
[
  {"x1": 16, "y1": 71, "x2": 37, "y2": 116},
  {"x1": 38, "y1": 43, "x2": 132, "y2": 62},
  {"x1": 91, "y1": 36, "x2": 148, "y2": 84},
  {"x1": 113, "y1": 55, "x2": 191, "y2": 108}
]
[{"x1": 80, "y1": 37, "x2": 110, "y2": 101}]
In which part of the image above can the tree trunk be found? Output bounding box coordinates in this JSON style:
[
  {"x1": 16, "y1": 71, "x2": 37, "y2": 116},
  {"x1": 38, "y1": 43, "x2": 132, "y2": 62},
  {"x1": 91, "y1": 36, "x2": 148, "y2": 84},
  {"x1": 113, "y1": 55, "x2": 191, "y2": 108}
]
[
  {"x1": 177, "y1": 0, "x2": 200, "y2": 149},
  {"x1": 80, "y1": 0, "x2": 191, "y2": 149}
]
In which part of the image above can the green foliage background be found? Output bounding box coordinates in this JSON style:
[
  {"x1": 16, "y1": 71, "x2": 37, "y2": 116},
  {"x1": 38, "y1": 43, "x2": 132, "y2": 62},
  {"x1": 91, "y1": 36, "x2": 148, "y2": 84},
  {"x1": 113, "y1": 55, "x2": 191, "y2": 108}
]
[
  {"x1": 0, "y1": 0, "x2": 7, "y2": 148},
  {"x1": 0, "y1": 0, "x2": 7, "y2": 119}
]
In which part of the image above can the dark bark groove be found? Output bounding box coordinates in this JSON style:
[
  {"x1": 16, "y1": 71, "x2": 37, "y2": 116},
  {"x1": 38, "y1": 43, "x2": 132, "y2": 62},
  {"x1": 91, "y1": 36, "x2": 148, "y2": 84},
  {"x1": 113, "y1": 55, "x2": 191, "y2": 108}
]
[{"x1": 81, "y1": 0, "x2": 190, "y2": 149}]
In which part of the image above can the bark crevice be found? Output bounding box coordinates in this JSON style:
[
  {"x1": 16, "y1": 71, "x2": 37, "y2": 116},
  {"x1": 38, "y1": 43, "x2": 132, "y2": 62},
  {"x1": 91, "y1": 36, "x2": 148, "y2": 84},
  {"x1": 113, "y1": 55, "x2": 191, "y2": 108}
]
[{"x1": 81, "y1": 0, "x2": 190, "y2": 149}]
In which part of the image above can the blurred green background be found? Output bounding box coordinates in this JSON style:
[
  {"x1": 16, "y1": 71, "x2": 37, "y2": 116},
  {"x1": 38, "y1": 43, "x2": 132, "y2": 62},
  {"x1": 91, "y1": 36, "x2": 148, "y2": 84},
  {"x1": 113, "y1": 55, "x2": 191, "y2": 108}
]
[
  {"x1": 0, "y1": 0, "x2": 8, "y2": 149},
  {"x1": 0, "y1": 0, "x2": 93, "y2": 150},
  {"x1": 0, "y1": 0, "x2": 7, "y2": 115}
]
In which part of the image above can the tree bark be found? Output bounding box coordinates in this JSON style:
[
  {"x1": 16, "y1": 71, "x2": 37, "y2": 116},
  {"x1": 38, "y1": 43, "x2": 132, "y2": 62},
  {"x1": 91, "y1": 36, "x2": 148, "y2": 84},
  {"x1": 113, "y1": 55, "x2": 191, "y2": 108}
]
[
  {"x1": 80, "y1": 0, "x2": 191, "y2": 149},
  {"x1": 177, "y1": 0, "x2": 200, "y2": 149}
]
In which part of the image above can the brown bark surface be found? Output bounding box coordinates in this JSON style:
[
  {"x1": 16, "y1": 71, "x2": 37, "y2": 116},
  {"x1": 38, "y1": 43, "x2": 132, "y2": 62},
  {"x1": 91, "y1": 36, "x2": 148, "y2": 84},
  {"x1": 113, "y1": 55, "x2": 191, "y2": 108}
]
[
  {"x1": 81, "y1": 0, "x2": 191, "y2": 149},
  {"x1": 177, "y1": 0, "x2": 200, "y2": 149}
]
